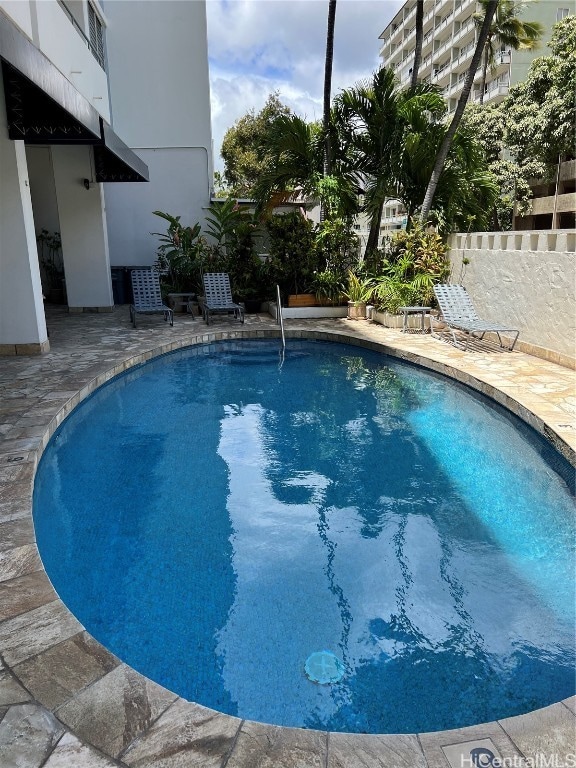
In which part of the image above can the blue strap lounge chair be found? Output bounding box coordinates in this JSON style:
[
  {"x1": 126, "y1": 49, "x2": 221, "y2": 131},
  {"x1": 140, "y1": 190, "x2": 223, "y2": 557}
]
[
  {"x1": 432, "y1": 284, "x2": 519, "y2": 351},
  {"x1": 129, "y1": 268, "x2": 173, "y2": 328},
  {"x1": 202, "y1": 272, "x2": 244, "y2": 325}
]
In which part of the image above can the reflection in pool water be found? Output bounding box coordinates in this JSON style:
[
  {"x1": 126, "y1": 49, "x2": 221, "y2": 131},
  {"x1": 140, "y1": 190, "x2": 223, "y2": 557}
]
[{"x1": 34, "y1": 340, "x2": 576, "y2": 733}]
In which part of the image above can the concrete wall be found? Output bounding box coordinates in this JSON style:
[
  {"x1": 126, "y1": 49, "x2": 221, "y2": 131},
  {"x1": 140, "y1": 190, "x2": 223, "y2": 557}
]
[
  {"x1": 0, "y1": 75, "x2": 48, "y2": 350},
  {"x1": 104, "y1": 147, "x2": 210, "y2": 266},
  {"x1": 449, "y1": 230, "x2": 576, "y2": 363},
  {"x1": 52, "y1": 145, "x2": 113, "y2": 309},
  {"x1": 103, "y1": 0, "x2": 213, "y2": 266}
]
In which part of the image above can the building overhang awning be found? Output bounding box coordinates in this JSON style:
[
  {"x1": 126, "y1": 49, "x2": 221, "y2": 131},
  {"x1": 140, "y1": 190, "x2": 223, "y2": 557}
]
[{"x1": 0, "y1": 12, "x2": 148, "y2": 182}]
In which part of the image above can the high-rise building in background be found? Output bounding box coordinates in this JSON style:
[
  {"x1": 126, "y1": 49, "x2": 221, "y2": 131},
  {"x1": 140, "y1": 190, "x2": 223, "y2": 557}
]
[{"x1": 379, "y1": 0, "x2": 571, "y2": 111}]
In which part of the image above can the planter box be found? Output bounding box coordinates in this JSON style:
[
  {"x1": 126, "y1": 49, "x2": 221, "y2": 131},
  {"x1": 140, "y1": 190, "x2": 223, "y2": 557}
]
[
  {"x1": 347, "y1": 302, "x2": 367, "y2": 320},
  {"x1": 269, "y1": 302, "x2": 348, "y2": 319},
  {"x1": 372, "y1": 310, "x2": 434, "y2": 330},
  {"x1": 288, "y1": 293, "x2": 317, "y2": 308}
]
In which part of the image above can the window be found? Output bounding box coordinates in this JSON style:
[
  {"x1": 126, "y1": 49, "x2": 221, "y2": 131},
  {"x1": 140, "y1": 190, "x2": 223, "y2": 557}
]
[
  {"x1": 88, "y1": 3, "x2": 105, "y2": 68},
  {"x1": 556, "y1": 8, "x2": 570, "y2": 20}
]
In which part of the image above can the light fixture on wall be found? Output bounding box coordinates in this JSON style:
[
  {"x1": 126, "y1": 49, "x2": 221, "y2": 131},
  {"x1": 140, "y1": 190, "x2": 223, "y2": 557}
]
[{"x1": 83, "y1": 178, "x2": 91, "y2": 190}]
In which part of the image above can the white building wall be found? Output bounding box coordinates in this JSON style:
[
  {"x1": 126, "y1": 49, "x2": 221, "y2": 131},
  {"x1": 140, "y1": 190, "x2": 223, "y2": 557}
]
[
  {"x1": 26, "y1": 147, "x2": 60, "y2": 237},
  {"x1": 33, "y1": 0, "x2": 110, "y2": 122},
  {"x1": 0, "y1": 0, "x2": 33, "y2": 37},
  {"x1": 449, "y1": 231, "x2": 576, "y2": 362},
  {"x1": 103, "y1": 0, "x2": 213, "y2": 266},
  {"x1": 0, "y1": 79, "x2": 47, "y2": 350},
  {"x1": 52, "y1": 145, "x2": 113, "y2": 309}
]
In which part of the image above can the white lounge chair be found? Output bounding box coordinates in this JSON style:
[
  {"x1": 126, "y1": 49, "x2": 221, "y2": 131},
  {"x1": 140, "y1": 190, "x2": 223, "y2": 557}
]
[
  {"x1": 129, "y1": 269, "x2": 173, "y2": 328},
  {"x1": 432, "y1": 284, "x2": 519, "y2": 351},
  {"x1": 202, "y1": 273, "x2": 244, "y2": 325}
]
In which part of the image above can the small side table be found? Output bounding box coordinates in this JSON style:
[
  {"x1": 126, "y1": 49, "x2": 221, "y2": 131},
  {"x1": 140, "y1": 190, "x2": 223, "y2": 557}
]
[
  {"x1": 398, "y1": 305, "x2": 431, "y2": 333},
  {"x1": 167, "y1": 293, "x2": 197, "y2": 316}
]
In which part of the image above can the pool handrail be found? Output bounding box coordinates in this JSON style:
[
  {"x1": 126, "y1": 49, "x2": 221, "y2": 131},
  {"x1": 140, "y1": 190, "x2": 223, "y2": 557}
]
[{"x1": 276, "y1": 285, "x2": 286, "y2": 351}]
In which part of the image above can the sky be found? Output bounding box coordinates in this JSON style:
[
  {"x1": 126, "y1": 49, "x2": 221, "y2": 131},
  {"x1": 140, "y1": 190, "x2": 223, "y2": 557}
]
[{"x1": 206, "y1": 0, "x2": 403, "y2": 172}]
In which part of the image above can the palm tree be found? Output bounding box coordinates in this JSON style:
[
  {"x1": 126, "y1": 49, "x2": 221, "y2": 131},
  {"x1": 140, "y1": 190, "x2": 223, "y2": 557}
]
[
  {"x1": 410, "y1": 0, "x2": 425, "y2": 90},
  {"x1": 420, "y1": 0, "x2": 498, "y2": 225},
  {"x1": 335, "y1": 67, "x2": 445, "y2": 255},
  {"x1": 475, "y1": 0, "x2": 543, "y2": 104},
  {"x1": 396, "y1": 103, "x2": 498, "y2": 232},
  {"x1": 252, "y1": 113, "x2": 359, "y2": 219},
  {"x1": 323, "y1": 0, "x2": 338, "y2": 176}
]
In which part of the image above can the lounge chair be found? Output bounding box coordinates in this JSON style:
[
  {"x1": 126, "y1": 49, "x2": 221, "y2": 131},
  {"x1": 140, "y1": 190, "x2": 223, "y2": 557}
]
[
  {"x1": 129, "y1": 268, "x2": 174, "y2": 328},
  {"x1": 431, "y1": 284, "x2": 519, "y2": 351},
  {"x1": 202, "y1": 272, "x2": 244, "y2": 325}
]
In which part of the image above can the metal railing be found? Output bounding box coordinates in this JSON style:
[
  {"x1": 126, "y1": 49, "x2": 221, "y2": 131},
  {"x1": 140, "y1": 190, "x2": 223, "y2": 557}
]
[
  {"x1": 57, "y1": 0, "x2": 105, "y2": 70},
  {"x1": 276, "y1": 285, "x2": 286, "y2": 352}
]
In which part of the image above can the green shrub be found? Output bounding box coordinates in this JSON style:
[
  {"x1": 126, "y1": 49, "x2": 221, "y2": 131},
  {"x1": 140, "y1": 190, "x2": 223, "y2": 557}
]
[{"x1": 371, "y1": 222, "x2": 450, "y2": 313}]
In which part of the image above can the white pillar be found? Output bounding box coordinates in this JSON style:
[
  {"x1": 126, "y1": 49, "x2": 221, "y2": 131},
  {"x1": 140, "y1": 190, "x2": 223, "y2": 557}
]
[
  {"x1": 0, "y1": 77, "x2": 48, "y2": 354},
  {"x1": 51, "y1": 145, "x2": 113, "y2": 312}
]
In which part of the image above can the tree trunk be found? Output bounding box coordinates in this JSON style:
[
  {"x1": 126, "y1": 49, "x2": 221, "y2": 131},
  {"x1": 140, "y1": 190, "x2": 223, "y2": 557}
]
[
  {"x1": 364, "y1": 199, "x2": 385, "y2": 258},
  {"x1": 420, "y1": 0, "x2": 498, "y2": 225},
  {"x1": 479, "y1": 45, "x2": 489, "y2": 104},
  {"x1": 323, "y1": 0, "x2": 337, "y2": 179},
  {"x1": 410, "y1": 1, "x2": 424, "y2": 90}
]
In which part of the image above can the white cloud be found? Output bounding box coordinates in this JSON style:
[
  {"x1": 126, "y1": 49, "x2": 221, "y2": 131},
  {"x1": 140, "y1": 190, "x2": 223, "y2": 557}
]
[{"x1": 207, "y1": 0, "x2": 403, "y2": 171}]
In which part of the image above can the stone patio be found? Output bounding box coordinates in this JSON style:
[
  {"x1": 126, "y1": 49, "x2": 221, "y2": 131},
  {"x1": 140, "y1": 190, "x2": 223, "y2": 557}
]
[{"x1": 0, "y1": 306, "x2": 574, "y2": 767}]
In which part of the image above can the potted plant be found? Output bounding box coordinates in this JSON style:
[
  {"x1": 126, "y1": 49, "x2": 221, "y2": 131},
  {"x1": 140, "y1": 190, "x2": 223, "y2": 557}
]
[
  {"x1": 152, "y1": 211, "x2": 203, "y2": 310},
  {"x1": 37, "y1": 229, "x2": 66, "y2": 303},
  {"x1": 371, "y1": 222, "x2": 450, "y2": 328},
  {"x1": 344, "y1": 270, "x2": 375, "y2": 320}
]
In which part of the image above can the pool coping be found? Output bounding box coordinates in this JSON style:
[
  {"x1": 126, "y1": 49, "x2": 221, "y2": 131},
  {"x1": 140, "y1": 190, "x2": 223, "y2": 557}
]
[{"x1": 0, "y1": 319, "x2": 575, "y2": 767}]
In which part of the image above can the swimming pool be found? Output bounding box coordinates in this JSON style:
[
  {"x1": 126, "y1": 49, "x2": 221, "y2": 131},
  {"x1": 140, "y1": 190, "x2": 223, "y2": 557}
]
[{"x1": 33, "y1": 339, "x2": 576, "y2": 734}]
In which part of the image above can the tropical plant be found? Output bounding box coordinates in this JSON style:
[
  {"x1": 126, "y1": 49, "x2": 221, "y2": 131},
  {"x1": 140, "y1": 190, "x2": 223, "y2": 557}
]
[
  {"x1": 37, "y1": 229, "x2": 64, "y2": 290},
  {"x1": 253, "y1": 114, "x2": 359, "y2": 220},
  {"x1": 420, "y1": 0, "x2": 498, "y2": 224},
  {"x1": 311, "y1": 269, "x2": 345, "y2": 306},
  {"x1": 343, "y1": 270, "x2": 375, "y2": 305},
  {"x1": 152, "y1": 211, "x2": 202, "y2": 293},
  {"x1": 473, "y1": 0, "x2": 543, "y2": 105},
  {"x1": 334, "y1": 67, "x2": 445, "y2": 255},
  {"x1": 372, "y1": 222, "x2": 450, "y2": 314},
  {"x1": 396, "y1": 101, "x2": 498, "y2": 232},
  {"x1": 266, "y1": 211, "x2": 318, "y2": 297},
  {"x1": 314, "y1": 217, "x2": 359, "y2": 275}
]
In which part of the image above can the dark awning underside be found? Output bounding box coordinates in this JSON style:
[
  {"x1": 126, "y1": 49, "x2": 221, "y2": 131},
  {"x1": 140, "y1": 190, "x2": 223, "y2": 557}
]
[{"x1": 0, "y1": 12, "x2": 148, "y2": 182}]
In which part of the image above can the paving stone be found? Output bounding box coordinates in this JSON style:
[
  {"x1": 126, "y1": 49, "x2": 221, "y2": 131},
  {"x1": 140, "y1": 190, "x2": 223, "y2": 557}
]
[
  {"x1": 499, "y1": 703, "x2": 576, "y2": 763},
  {"x1": 0, "y1": 543, "x2": 43, "y2": 583},
  {"x1": 328, "y1": 732, "x2": 427, "y2": 768},
  {"x1": 0, "y1": 670, "x2": 32, "y2": 705},
  {"x1": 0, "y1": 703, "x2": 64, "y2": 767},
  {"x1": 0, "y1": 600, "x2": 82, "y2": 666},
  {"x1": 225, "y1": 720, "x2": 326, "y2": 768},
  {"x1": 15, "y1": 631, "x2": 120, "y2": 710},
  {"x1": 0, "y1": 570, "x2": 57, "y2": 621},
  {"x1": 0, "y1": 518, "x2": 35, "y2": 550},
  {"x1": 418, "y1": 722, "x2": 523, "y2": 768},
  {"x1": 56, "y1": 664, "x2": 178, "y2": 758},
  {"x1": 43, "y1": 731, "x2": 119, "y2": 768},
  {"x1": 121, "y1": 698, "x2": 240, "y2": 767},
  {"x1": 563, "y1": 696, "x2": 576, "y2": 715}
]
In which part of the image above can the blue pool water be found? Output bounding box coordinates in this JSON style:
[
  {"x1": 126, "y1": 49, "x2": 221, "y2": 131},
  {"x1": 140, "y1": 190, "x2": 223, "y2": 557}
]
[{"x1": 33, "y1": 340, "x2": 576, "y2": 734}]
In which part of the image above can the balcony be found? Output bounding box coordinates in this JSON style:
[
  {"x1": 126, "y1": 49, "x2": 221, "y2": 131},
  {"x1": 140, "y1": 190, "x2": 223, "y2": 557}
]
[{"x1": 58, "y1": 1, "x2": 105, "y2": 70}]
